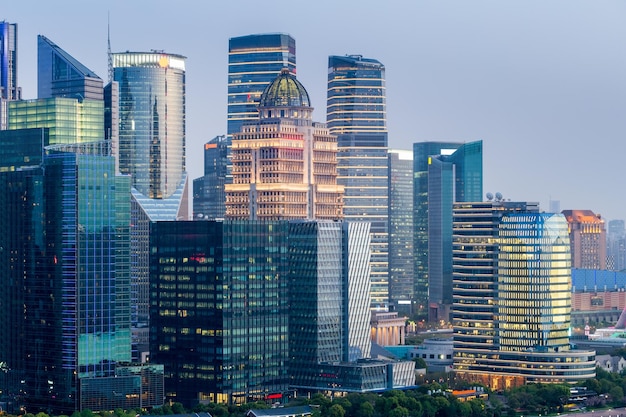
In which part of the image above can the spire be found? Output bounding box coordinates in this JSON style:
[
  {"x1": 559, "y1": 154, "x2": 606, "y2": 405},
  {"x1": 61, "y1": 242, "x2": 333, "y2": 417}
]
[{"x1": 107, "y1": 12, "x2": 113, "y2": 83}]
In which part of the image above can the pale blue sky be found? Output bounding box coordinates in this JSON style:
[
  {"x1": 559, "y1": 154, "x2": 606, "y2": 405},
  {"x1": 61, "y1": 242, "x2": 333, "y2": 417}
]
[{"x1": 4, "y1": 1, "x2": 626, "y2": 220}]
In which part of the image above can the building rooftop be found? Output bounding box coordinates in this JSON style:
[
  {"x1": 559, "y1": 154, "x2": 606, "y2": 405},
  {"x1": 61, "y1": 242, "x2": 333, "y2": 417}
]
[{"x1": 259, "y1": 68, "x2": 310, "y2": 108}]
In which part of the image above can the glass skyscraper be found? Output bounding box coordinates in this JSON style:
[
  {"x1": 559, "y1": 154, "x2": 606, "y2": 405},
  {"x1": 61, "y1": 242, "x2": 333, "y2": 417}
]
[
  {"x1": 228, "y1": 33, "x2": 296, "y2": 137},
  {"x1": 453, "y1": 203, "x2": 596, "y2": 389},
  {"x1": 413, "y1": 141, "x2": 483, "y2": 321},
  {"x1": 388, "y1": 149, "x2": 414, "y2": 314},
  {"x1": 150, "y1": 220, "x2": 290, "y2": 406},
  {"x1": 113, "y1": 51, "x2": 188, "y2": 358},
  {"x1": 327, "y1": 55, "x2": 389, "y2": 310}
]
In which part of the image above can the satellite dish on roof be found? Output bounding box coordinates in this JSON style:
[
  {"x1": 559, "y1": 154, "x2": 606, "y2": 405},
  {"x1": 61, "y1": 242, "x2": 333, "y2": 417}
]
[
  {"x1": 495, "y1": 192, "x2": 503, "y2": 201},
  {"x1": 486, "y1": 192, "x2": 494, "y2": 201}
]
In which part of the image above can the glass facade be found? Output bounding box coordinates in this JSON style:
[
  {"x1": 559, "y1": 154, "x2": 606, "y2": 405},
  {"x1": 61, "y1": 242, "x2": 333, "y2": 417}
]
[
  {"x1": 150, "y1": 221, "x2": 290, "y2": 407},
  {"x1": 0, "y1": 21, "x2": 20, "y2": 130},
  {"x1": 327, "y1": 56, "x2": 389, "y2": 311},
  {"x1": 113, "y1": 52, "x2": 186, "y2": 199},
  {"x1": 388, "y1": 150, "x2": 414, "y2": 314},
  {"x1": 413, "y1": 141, "x2": 482, "y2": 322},
  {"x1": 193, "y1": 135, "x2": 229, "y2": 220},
  {"x1": 452, "y1": 204, "x2": 596, "y2": 390},
  {"x1": 37, "y1": 35, "x2": 103, "y2": 101},
  {"x1": 8, "y1": 98, "x2": 104, "y2": 145},
  {"x1": 228, "y1": 34, "x2": 296, "y2": 137}
]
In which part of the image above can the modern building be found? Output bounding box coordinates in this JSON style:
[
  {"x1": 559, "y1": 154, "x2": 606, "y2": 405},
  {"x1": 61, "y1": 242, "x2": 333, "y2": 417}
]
[
  {"x1": 571, "y1": 268, "x2": 626, "y2": 325},
  {"x1": 228, "y1": 33, "x2": 296, "y2": 138},
  {"x1": 388, "y1": 149, "x2": 414, "y2": 314},
  {"x1": 452, "y1": 202, "x2": 596, "y2": 390},
  {"x1": 408, "y1": 339, "x2": 454, "y2": 373},
  {"x1": 413, "y1": 141, "x2": 483, "y2": 322},
  {"x1": 225, "y1": 68, "x2": 343, "y2": 220},
  {"x1": 113, "y1": 51, "x2": 188, "y2": 359},
  {"x1": 0, "y1": 21, "x2": 20, "y2": 129},
  {"x1": 193, "y1": 135, "x2": 229, "y2": 220},
  {"x1": 327, "y1": 55, "x2": 389, "y2": 311},
  {"x1": 562, "y1": 209, "x2": 607, "y2": 270},
  {"x1": 607, "y1": 220, "x2": 626, "y2": 271},
  {"x1": 288, "y1": 221, "x2": 414, "y2": 393},
  {"x1": 150, "y1": 220, "x2": 291, "y2": 406},
  {"x1": 38, "y1": 35, "x2": 103, "y2": 101}
]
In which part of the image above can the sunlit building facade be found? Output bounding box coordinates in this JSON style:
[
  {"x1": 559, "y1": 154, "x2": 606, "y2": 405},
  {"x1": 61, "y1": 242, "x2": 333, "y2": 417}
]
[
  {"x1": 327, "y1": 55, "x2": 389, "y2": 310},
  {"x1": 225, "y1": 69, "x2": 343, "y2": 220},
  {"x1": 562, "y1": 209, "x2": 607, "y2": 270},
  {"x1": 453, "y1": 203, "x2": 596, "y2": 390}
]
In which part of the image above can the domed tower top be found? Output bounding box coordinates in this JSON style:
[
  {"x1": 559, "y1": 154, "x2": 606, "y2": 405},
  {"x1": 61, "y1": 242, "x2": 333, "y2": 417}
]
[{"x1": 259, "y1": 68, "x2": 311, "y2": 109}]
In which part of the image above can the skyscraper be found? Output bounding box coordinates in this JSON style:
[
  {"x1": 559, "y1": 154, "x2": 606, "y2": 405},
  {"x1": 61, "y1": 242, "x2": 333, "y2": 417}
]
[
  {"x1": 413, "y1": 141, "x2": 482, "y2": 322},
  {"x1": 607, "y1": 219, "x2": 626, "y2": 271},
  {"x1": 228, "y1": 33, "x2": 296, "y2": 138},
  {"x1": 0, "y1": 21, "x2": 20, "y2": 130},
  {"x1": 150, "y1": 220, "x2": 291, "y2": 406},
  {"x1": 327, "y1": 55, "x2": 389, "y2": 310},
  {"x1": 453, "y1": 202, "x2": 596, "y2": 389},
  {"x1": 225, "y1": 68, "x2": 343, "y2": 220},
  {"x1": 562, "y1": 209, "x2": 607, "y2": 270},
  {"x1": 193, "y1": 135, "x2": 229, "y2": 220},
  {"x1": 388, "y1": 149, "x2": 414, "y2": 314},
  {"x1": 38, "y1": 35, "x2": 103, "y2": 101},
  {"x1": 113, "y1": 51, "x2": 188, "y2": 359}
]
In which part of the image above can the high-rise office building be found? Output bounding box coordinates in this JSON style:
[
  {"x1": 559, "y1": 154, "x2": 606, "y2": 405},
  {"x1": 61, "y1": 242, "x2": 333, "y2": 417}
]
[
  {"x1": 38, "y1": 35, "x2": 103, "y2": 100},
  {"x1": 562, "y1": 209, "x2": 607, "y2": 270},
  {"x1": 150, "y1": 220, "x2": 291, "y2": 406},
  {"x1": 413, "y1": 141, "x2": 482, "y2": 322},
  {"x1": 0, "y1": 21, "x2": 20, "y2": 129},
  {"x1": 452, "y1": 202, "x2": 596, "y2": 389},
  {"x1": 608, "y1": 219, "x2": 626, "y2": 271},
  {"x1": 113, "y1": 51, "x2": 188, "y2": 359},
  {"x1": 388, "y1": 149, "x2": 414, "y2": 314},
  {"x1": 228, "y1": 33, "x2": 296, "y2": 138},
  {"x1": 225, "y1": 68, "x2": 343, "y2": 220},
  {"x1": 327, "y1": 55, "x2": 389, "y2": 310},
  {"x1": 193, "y1": 135, "x2": 229, "y2": 220}
]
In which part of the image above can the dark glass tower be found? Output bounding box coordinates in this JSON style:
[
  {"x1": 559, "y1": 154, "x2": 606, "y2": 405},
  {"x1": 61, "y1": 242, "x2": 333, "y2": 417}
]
[
  {"x1": 228, "y1": 33, "x2": 296, "y2": 137},
  {"x1": 193, "y1": 135, "x2": 229, "y2": 220},
  {"x1": 150, "y1": 220, "x2": 290, "y2": 406},
  {"x1": 327, "y1": 55, "x2": 389, "y2": 310},
  {"x1": 413, "y1": 141, "x2": 482, "y2": 322},
  {"x1": 388, "y1": 150, "x2": 414, "y2": 314}
]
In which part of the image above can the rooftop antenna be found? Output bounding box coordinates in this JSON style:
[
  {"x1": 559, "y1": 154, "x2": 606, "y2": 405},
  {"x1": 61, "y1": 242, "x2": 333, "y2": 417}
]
[{"x1": 107, "y1": 12, "x2": 113, "y2": 83}]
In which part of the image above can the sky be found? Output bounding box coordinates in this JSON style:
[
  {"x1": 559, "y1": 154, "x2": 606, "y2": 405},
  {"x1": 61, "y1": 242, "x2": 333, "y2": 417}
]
[{"x1": 3, "y1": 1, "x2": 626, "y2": 221}]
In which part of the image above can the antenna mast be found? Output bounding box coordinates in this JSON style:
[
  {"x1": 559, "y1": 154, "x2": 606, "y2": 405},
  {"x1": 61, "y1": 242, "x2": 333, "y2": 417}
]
[{"x1": 107, "y1": 12, "x2": 113, "y2": 83}]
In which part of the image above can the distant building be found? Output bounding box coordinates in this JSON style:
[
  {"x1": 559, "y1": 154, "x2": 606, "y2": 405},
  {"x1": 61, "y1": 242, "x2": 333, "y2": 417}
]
[
  {"x1": 413, "y1": 141, "x2": 483, "y2": 322},
  {"x1": 327, "y1": 55, "x2": 389, "y2": 310},
  {"x1": 0, "y1": 21, "x2": 21, "y2": 129},
  {"x1": 562, "y1": 209, "x2": 607, "y2": 270},
  {"x1": 408, "y1": 339, "x2": 454, "y2": 373},
  {"x1": 370, "y1": 312, "x2": 408, "y2": 347},
  {"x1": 607, "y1": 219, "x2": 626, "y2": 271},
  {"x1": 388, "y1": 149, "x2": 414, "y2": 314},
  {"x1": 453, "y1": 201, "x2": 596, "y2": 390},
  {"x1": 570, "y1": 268, "x2": 626, "y2": 324},
  {"x1": 193, "y1": 135, "x2": 229, "y2": 220}
]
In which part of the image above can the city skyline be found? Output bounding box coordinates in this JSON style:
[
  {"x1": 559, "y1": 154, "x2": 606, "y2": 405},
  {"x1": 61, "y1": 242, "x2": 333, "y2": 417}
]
[{"x1": 2, "y1": 0, "x2": 626, "y2": 220}]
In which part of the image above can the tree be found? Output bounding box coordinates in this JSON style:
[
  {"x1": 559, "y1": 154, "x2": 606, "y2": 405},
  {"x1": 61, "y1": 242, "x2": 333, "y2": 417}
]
[{"x1": 328, "y1": 404, "x2": 345, "y2": 417}]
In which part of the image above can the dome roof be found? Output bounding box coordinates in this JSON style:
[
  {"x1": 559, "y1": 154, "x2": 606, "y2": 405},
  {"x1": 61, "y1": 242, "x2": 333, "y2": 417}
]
[{"x1": 259, "y1": 68, "x2": 311, "y2": 108}]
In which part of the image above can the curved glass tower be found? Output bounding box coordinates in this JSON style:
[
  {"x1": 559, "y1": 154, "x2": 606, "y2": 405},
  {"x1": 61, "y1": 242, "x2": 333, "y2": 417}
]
[{"x1": 113, "y1": 52, "x2": 186, "y2": 200}]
